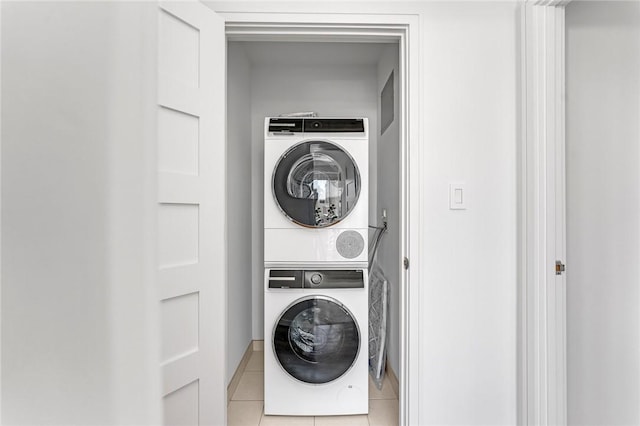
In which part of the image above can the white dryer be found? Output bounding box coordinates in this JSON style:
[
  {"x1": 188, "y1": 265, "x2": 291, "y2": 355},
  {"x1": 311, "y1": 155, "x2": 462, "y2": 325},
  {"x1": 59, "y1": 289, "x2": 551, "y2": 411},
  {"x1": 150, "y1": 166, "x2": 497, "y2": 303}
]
[
  {"x1": 264, "y1": 268, "x2": 368, "y2": 416},
  {"x1": 264, "y1": 117, "x2": 369, "y2": 267}
]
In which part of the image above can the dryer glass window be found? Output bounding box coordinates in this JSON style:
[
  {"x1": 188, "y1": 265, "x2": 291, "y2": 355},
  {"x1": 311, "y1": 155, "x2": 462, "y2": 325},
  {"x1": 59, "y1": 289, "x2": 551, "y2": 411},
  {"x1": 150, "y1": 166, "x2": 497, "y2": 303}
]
[
  {"x1": 273, "y1": 297, "x2": 360, "y2": 384},
  {"x1": 273, "y1": 141, "x2": 360, "y2": 227}
]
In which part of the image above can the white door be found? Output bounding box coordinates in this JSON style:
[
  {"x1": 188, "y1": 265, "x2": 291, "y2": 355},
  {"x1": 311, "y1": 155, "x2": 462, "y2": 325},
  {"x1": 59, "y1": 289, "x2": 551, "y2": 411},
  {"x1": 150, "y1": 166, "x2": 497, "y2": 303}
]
[{"x1": 157, "y1": 2, "x2": 226, "y2": 425}]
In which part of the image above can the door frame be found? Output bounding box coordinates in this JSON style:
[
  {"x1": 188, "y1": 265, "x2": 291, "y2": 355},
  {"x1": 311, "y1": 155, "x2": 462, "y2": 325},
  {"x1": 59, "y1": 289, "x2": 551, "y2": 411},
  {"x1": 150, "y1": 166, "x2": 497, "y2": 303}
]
[
  {"x1": 520, "y1": 1, "x2": 571, "y2": 424},
  {"x1": 220, "y1": 12, "x2": 420, "y2": 425}
]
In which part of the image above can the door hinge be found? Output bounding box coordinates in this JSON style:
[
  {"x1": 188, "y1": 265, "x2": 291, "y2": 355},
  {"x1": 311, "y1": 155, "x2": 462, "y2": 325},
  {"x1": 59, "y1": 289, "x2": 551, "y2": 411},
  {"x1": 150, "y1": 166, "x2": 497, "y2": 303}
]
[
  {"x1": 555, "y1": 260, "x2": 566, "y2": 275},
  {"x1": 403, "y1": 257, "x2": 409, "y2": 270}
]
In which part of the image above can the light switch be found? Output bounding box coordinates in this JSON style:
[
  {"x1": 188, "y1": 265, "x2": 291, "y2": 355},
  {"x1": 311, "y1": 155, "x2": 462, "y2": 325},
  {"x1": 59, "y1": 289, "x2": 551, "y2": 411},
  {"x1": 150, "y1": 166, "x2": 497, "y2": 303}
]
[
  {"x1": 449, "y1": 183, "x2": 467, "y2": 210},
  {"x1": 454, "y1": 188, "x2": 463, "y2": 204}
]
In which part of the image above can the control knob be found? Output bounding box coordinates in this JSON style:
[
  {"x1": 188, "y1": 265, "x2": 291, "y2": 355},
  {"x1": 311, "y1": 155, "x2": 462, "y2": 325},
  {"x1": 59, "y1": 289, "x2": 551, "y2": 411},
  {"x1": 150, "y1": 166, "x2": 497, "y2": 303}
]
[{"x1": 310, "y1": 273, "x2": 323, "y2": 285}]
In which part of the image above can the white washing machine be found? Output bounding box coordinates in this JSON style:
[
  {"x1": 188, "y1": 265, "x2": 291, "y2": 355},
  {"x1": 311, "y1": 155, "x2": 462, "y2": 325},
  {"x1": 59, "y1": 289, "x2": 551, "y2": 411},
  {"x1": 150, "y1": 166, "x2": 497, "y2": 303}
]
[
  {"x1": 264, "y1": 268, "x2": 369, "y2": 416},
  {"x1": 264, "y1": 117, "x2": 369, "y2": 268}
]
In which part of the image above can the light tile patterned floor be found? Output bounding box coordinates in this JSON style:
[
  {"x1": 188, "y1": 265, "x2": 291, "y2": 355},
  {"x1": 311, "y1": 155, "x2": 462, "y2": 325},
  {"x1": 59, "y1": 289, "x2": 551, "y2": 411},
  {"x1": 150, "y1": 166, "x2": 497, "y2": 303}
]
[{"x1": 228, "y1": 350, "x2": 399, "y2": 426}]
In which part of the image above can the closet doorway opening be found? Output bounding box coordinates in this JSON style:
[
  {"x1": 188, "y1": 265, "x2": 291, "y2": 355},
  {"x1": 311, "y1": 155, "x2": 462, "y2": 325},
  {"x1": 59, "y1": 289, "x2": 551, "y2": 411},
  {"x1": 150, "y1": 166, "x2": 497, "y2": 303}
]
[{"x1": 223, "y1": 16, "x2": 420, "y2": 426}]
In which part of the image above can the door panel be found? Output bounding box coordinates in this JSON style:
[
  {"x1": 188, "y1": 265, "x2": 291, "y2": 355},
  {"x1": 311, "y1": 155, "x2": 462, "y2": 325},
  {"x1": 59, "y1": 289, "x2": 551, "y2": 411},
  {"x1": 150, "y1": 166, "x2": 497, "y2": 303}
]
[
  {"x1": 157, "y1": 2, "x2": 225, "y2": 425},
  {"x1": 163, "y1": 380, "x2": 200, "y2": 426}
]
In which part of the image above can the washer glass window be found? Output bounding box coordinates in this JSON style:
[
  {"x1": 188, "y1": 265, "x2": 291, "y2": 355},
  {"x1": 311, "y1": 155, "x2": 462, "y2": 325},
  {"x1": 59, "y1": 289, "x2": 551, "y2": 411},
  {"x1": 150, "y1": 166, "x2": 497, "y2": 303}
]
[
  {"x1": 273, "y1": 141, "x2": 360, "y2": 227},
  {"x1": 273, "y1": 297, "x2": 360, "y2": 384}
]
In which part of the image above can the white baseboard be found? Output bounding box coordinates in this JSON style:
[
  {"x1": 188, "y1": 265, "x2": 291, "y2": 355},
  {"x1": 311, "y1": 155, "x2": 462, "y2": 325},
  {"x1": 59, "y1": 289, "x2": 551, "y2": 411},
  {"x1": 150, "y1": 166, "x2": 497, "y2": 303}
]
[
  {"x1": 386, "y1": 364, "x2": 399, "y2": 399},
  {"x1": 227, "y1": 341, "x2": 253, "y2": 404}
]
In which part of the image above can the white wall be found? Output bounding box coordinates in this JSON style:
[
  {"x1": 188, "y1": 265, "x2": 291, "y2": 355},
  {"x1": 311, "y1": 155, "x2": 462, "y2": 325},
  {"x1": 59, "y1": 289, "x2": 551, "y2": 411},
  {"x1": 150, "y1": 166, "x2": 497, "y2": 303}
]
[
  {"x1": 375, "y1": 44, "x2": 401, "y2": 377},
  {"x1": 1, "y1": 2, "x2": 160, "y2": 424},
  {"x1": 247, "y1": 52, "x2": 379, "y2": 339},
  {"x1": 226, "y1": 43, "x2": 254, "y2": 382},
  {"x1": 566, "y1": 3, "x2": 640, "y2": 425},
  {"x1": 419, "y1": 3, "x2": 518, "y2": 424}
]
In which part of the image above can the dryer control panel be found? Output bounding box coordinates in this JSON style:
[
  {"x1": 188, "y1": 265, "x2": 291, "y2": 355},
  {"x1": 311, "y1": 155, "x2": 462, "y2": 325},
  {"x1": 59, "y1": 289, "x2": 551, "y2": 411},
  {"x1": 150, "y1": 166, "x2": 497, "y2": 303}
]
[
  {"x1": 268, "y1": 269, "x2": 364, "y2": 289},
  {"x1": 268, "y1": 118, "x2": 365, "y2": 134}
]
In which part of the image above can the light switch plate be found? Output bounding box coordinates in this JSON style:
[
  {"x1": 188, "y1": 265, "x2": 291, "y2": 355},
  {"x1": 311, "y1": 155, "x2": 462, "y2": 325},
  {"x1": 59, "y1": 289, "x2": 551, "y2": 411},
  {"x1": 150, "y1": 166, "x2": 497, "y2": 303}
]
[{"x1": 449, "y1": 183, "x2": 467, "y2": 210}]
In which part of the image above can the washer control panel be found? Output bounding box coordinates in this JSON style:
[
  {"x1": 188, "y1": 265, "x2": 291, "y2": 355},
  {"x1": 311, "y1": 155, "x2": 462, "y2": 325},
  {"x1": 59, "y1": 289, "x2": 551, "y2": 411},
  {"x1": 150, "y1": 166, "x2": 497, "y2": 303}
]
[{"x1": 268, "y1": 269, "x2": 364, "y2": 289}]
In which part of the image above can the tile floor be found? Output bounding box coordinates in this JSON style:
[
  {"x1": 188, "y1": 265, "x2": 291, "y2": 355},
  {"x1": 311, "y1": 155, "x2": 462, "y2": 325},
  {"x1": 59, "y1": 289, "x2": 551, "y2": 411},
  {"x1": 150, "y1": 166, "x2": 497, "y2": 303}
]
[{"x1": 228, "y1": 350, "x2": 399, "y2": 426}]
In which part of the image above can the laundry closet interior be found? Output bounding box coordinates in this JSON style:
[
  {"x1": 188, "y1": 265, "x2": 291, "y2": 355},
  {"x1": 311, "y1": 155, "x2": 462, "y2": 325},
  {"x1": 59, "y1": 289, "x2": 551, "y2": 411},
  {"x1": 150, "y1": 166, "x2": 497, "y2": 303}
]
[{"x1": 225, "y1": 34, "x2": 403, "y2": 412}]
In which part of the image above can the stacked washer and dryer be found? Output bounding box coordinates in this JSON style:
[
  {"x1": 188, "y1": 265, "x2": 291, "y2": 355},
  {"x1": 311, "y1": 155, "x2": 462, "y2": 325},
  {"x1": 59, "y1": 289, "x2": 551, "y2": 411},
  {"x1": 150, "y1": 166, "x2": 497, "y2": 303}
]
[{"x1": 264, "y1": 117, "x2": 370, "y2": 416}]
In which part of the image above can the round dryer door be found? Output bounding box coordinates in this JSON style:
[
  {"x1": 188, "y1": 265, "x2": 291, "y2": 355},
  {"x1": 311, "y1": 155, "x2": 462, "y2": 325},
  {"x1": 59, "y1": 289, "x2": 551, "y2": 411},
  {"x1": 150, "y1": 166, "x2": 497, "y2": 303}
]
[
  {"x1": 272, "y1": 141, "x2": 360, "y2": 227},
  {"x1": 273, "y1": 296, "x2": 360, "y2": 384}
]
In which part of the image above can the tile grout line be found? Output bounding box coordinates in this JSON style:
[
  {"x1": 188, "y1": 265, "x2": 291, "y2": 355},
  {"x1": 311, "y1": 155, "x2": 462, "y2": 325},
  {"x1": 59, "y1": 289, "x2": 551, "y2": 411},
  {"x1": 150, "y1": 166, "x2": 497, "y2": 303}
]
[{"x1": 229, "y1": 354, "x2": 398, "y2": 425}]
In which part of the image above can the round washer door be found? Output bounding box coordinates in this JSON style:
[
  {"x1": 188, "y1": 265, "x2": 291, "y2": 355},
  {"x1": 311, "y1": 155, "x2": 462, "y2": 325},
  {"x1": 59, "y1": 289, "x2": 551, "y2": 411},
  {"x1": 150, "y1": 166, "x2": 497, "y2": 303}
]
[
  {"x1": 273, "y1": 296, "x2": 360, "y2": 384},
  {"x1": 273, "y1": 140, "x2": 360, "y2": 227}
]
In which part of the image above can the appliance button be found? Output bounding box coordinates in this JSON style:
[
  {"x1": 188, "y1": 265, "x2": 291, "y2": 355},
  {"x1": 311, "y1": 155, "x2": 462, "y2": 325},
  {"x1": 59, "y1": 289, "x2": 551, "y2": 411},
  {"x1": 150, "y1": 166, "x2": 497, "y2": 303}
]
[{"x1": 310, "y1": 273, "x2": 323, "y2": 285}]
